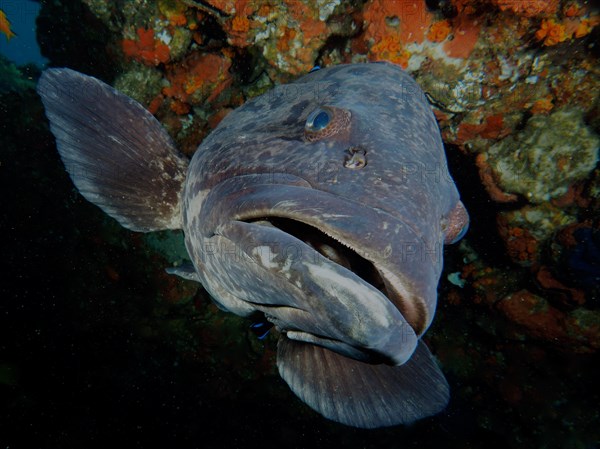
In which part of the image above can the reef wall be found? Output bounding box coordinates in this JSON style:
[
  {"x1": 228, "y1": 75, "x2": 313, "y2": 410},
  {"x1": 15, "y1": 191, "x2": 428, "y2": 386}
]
[{"x1": 5, "y1": 0, "x2": 598, "y2": 447}]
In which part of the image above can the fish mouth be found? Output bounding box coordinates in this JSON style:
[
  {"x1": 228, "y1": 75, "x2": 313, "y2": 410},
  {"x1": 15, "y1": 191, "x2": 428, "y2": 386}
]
[
  {"x1": 198, "y1": 177, "x2": 431, "y2": 339},
  {"x1": 240, "y1": 215, "x2": 426, "y2": 335},
  {"x1": 247, "y1": 216, "x2": 389, "y2": 298}
]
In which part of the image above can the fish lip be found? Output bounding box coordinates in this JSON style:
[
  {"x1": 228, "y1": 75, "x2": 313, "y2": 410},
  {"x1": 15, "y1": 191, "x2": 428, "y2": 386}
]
[
  {"x1": 240, "y1": 215, "x2": 423, "y2": 331},
  {"x1": 284, "y1": 329, "x2": 397, "y2": 365},
  {"x1": 200, "y1": 174, "x2": 433, "y2": 334},
  {"x1": 215, "y1": 218, "x2": 419, "y2": 365}
]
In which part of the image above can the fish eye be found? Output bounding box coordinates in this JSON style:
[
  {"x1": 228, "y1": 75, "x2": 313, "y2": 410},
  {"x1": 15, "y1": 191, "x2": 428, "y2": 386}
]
[
  {"x1": 304, "y1": 106, "x2": 351, "y2": 142},
  {"x1": 305, "y1": 108, "x2": 332, "y2": 132}
]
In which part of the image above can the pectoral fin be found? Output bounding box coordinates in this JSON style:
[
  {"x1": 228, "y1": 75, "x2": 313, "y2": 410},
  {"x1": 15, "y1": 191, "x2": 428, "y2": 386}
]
[
  {"x1": 277, "y1": 335, "x2": 449, "y2": 429},
  {"x1": 37, "y1": 68, "x2": 189, "y2": 232},
  {"x1": 165, "y1": 263, "x2": 201, "y2": 282}
]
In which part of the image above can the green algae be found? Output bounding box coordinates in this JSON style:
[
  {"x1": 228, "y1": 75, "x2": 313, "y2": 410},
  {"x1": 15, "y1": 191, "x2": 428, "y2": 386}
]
[
  {"x1": 0, "y1": 56, "x2": 36, "y2": 94},
  {"x1": 489, "y1": 108, "x2": 599, "y2": 204},
  {"x1": 500, "y1": 204, "x2": 577, "y2": 242},
  {"x1": 169, "y1": 26, "x2": 193, "y2": 60},
  {"x1": 113, "y1": 63, "x2": 164, "y2": 106}
]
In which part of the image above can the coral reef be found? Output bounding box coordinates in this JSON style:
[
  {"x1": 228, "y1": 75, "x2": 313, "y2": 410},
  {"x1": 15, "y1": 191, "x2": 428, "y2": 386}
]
[
  {"x1": 487, "y1": 108, "x2": 599, "y2": 204},
  {"x1": 22, "y1": 0, "x2": 600, "y2": 447},
  {"x1": 493, "y1": 0, "x2": 559, "y2": 18},
  {"x1": 52, "y1": 0, "x2": 600, "y2": 396},
  {"x1": 201, "y1": 0, "x2": 352, "y2": 76},
  {"x1": 46, "y1": 0, "x2": 600, "y2": 388},
  {"x1": 162, "y1": 51, "x2": 233, "y2": 110},
  {"x1": 122, "y1": 27, "x2": 171, "y2": 65},
  {"x1": 113, "y1": 63, "x2": 164, "y2": 105}
]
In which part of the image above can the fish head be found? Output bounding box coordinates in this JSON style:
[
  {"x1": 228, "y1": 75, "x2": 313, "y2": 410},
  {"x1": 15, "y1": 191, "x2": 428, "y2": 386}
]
[{"x1": 183, "y1": 62, "x2": 469, "y2": 367}]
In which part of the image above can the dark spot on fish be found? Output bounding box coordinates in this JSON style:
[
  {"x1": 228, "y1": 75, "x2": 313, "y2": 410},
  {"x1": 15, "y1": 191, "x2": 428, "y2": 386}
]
[
  {"x1": 322, "y1": 83, "x2": 340, "y2": 99},
  {"x1": 348, "y1": 66, "x2": 373, "y2": 77},
  {"x1": 241, "y1": 100, "x2": 262, "y2": 113},
  {"x1": 241, "y1": 121, "x2": 256, "y2": 133},
  {"x1": 282, "y1": 99, "x2": 310, "y2": 126},
  {"x1": 291, "y1": 99, "x2": 310, "y2": 116}
]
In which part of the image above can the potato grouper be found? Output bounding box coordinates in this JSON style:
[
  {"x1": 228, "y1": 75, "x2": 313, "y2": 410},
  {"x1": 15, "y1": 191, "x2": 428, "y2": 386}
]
[{"x1": 37, "y1": 62, "x2": 469, "y2": 428}]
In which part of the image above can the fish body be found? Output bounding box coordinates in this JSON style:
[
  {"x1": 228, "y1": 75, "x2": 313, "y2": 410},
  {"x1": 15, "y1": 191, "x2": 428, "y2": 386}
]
[
  {"x1": 0, "y1": 10, "x2": 16, "y2": 42},
  {"x1": 37, "y1": 63, "x2": 468, "y2": 428}
]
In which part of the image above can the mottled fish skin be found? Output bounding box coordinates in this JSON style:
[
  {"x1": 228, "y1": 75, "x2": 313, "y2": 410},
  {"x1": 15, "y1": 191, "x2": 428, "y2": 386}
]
[
  {"x1": 183, "y1": 62, "x2": 465, "y2": 356},
  {"x1": 37, "y1": 62, "x2": 469, "y2": 429}
]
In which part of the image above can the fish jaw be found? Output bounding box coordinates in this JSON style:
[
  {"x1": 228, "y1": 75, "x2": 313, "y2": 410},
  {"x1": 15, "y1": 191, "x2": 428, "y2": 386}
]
[
  {"x1": 183, "y1": 175, "x2": 446, "y2": 365},
  {"x1": 212, "y1": 219, "x2": 419, "y2": 366}
]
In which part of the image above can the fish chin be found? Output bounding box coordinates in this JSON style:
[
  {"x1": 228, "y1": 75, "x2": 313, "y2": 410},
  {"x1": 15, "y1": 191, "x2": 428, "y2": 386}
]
[
  {"x1": 218, "y1": 215, "x2": 420, "y2": 366},
  {"x1": 200, "y1": 180, "x2": 433, "y2": 363},
  {"x1": 243, "y1": 215, "x2": 424, "y2": 335}
]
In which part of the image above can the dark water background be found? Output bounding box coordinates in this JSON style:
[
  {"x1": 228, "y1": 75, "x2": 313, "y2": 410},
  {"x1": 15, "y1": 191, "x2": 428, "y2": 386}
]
[{"x1": 1, "y1": 2, "x2": 599, "y2": 449}]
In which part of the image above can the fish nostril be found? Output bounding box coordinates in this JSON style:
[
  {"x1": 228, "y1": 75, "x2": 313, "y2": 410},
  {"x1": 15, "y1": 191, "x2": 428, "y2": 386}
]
[{"x1": 344, "y1": 146, "x2": 367, "y2": 169}]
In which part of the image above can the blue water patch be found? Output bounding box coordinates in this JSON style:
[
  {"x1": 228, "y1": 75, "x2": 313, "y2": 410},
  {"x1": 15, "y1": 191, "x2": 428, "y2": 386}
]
[{"x1": 0, "y1": 0, "x2": 47, "y2": 66}]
